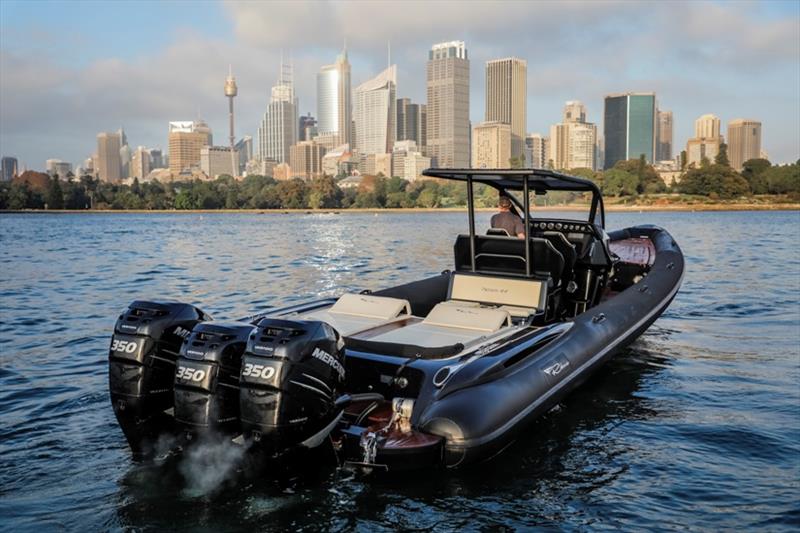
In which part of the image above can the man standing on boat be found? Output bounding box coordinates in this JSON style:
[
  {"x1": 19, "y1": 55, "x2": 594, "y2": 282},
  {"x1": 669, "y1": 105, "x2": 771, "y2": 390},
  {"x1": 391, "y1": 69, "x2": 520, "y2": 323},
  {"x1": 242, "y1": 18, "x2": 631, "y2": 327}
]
[{"x1": 490, "y1": 195, "x2": 525, "y2": 238}]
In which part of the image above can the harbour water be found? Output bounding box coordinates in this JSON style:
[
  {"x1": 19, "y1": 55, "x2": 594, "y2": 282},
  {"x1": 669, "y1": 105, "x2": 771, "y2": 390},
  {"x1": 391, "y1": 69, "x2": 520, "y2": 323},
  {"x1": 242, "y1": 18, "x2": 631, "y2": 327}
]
[{"x1": 1, "y1": 210, "x2": 798, "y2": 531}]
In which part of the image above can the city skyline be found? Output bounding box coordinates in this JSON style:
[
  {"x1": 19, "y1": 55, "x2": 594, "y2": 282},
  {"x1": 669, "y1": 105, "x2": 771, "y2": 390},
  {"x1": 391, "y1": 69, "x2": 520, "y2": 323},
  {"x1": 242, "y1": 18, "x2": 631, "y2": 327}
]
[{"x1": 1, "y1": 0, "x2": 798, "y2": 169}]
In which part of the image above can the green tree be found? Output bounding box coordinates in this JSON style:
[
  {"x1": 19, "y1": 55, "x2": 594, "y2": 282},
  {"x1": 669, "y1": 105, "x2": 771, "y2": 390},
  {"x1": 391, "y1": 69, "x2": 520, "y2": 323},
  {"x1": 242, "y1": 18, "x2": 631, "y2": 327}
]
[
  {"x1": 276, "y1": 179, "x2": 308, "y2": 208},
  {"x1": 679, "y1": 164, "x2": 751, "y2": 199},
  {"x1": 602, "y1": 168, "x2": 639, "y2": 196},
  {"x1": 741, "y1": 158, "x2": 771, "y2": 194},
  {"x1": 308, "y1": 175, "x2": 342, "y2": 208},
  {"x1": 715, "y1": 143, "x2": 730, "y2": 167},
  {"x1": 761, "y1": 162, "x2": 800, "y2": 194},
  {"x1": 46, "y1": 176, "x2": 64, "y2": 209}
]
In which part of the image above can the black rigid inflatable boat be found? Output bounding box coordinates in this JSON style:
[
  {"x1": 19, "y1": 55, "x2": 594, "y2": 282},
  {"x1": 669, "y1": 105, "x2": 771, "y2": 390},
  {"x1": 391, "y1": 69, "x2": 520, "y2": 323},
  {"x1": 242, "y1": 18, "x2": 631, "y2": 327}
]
[{"x1": 108, "y1": 169, "x2": 684, "y2": 471}]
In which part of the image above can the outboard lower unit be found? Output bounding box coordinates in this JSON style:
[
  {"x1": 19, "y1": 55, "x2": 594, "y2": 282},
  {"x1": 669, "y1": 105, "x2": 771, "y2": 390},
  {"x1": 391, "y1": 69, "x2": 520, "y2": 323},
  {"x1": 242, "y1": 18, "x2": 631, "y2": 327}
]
[
  {"x1": 108, "y1": 300, "x2": 209, "y2": 456},
  {"x1": 239, "y1": 318, "x2": 346, "y2": 453},
  {"x1": 174, "y1": 322, "x2": 254, "y2": 438}
]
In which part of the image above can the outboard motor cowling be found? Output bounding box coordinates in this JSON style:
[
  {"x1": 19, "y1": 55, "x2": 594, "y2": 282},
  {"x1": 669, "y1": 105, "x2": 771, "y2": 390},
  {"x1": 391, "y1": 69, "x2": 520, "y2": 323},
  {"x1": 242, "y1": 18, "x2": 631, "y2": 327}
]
[
  {"x1": 174, "y1": 322, "x2": 254, "y2": 437},
  {"x1": 109, "y1": 300, "x2": 209, "y2": 456},
  {"x1": 239, "y1": 318, "x2": 345, "y2": 452}
]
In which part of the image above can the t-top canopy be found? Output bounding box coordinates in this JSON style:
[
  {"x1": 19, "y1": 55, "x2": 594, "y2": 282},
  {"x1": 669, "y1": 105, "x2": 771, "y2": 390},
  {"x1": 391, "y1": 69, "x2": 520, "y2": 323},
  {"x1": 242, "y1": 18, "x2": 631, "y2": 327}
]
[{"x1": 421, "y1": 168, "x2": 601, "y2": 194}]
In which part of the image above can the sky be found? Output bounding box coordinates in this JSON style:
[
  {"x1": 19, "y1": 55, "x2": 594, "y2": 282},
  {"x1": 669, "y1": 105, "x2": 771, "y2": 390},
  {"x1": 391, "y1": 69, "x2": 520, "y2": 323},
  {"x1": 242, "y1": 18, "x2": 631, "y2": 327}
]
[{"x1": 1, "y1": 0, "x2": 798, "y2": 170}]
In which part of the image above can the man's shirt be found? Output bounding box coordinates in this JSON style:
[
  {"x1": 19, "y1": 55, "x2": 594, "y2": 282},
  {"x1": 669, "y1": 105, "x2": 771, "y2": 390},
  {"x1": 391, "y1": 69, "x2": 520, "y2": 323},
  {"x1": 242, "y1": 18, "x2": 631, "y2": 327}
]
[{"x1": 490, "y1": 211, "x2": 525, "y2": 237}]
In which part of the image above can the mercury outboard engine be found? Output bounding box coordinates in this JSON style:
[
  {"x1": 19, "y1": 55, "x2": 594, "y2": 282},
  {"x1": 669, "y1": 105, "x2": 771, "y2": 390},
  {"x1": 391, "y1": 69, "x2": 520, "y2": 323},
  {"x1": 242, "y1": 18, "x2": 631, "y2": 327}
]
[
  {"x1": 109, "y1": 300, "x2": 209, "y2": 456},
  {"x1": 174, "y1": 322, "x2": 254, "y2": 438},
  {"x1": 239, "y1": 318, "x2": 345, "y2": 453}
]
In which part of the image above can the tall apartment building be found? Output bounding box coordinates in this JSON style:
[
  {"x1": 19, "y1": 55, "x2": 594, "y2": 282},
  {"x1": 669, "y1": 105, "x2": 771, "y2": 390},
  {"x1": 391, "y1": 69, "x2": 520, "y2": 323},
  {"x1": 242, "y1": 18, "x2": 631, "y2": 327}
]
[
  {"x1": 472, "y1": 121, "x2": 511, "y2": 169},
  {"x1": 131, "y1": 147, "x2": 150, "y2": 180},
  {"x1": 298, "y1": 113, "x2": 317, "y2": 141},
  {"x1": 685, "y1": 113, "x2": 723, "y2": 167},
  {"x1": 257, "y1": 61, "x2": 298, "y2": 164},
  {"x1": 391, "y1": 140, "x2": 431, "y2": 182},
  {"x1": 289, "y1": 141, "x2": 326, "y2": 180},
  {"x1": 525, "y1": 134, "x2": 549, "y2": 168},
  {"x1": 550, "y1": 101, "x2": 597, "y2": 170},
  {"x1": 426, "y1": 40, "x2": 470, "y2": 168},
  {"x1": 353, "y1": 65, "x2": 397, "y2": 155},
  {"x1": 97, "y1": 131, "x2": 122, "y2": 182},
  {"x1": 317, "y1": 48, "x2": 352, "y2": 148},
  {"x1": 201, "y1": 146, "x2": 239, "y2": 178},
  {"x1": 1, "y1": 156, "x2": 18, "y2": 181},
  {"x1": 485, "y1": 57, "x2": 527, "y2": 160},
  {"x1": 235, "y1": 136, "x2": 253, "y2": 173},
  {"x1": 695, "y1": 114, "x2": 721, "y2": 139},
  {"x1": 727, "y1": 119, "x2": 762, "y2": 171},
  {"x1": 656, "y1": 110, "x2": 673, "y2": 161},
  {"x1": 603, "y1": 92, "x2": 657, "y2": 169},
  {"x1": 168, "y1": 121, "x2": 211, "y2": 174},
  {"x1": 149, "y1": 149, "x2": 164, "y2": 169},
  {"x1": 45, "y1": 159, "x2": 72, "y2": 178},
  {"x1": 396, "y1": 98, "x2": 427, "y2": 149}
]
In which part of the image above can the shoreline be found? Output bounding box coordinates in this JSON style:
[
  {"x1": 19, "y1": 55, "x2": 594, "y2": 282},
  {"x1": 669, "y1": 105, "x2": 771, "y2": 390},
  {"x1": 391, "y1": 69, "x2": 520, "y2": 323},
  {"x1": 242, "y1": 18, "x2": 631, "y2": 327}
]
[{"x1": 1, "y1": 203, "x2": 799, "y2": 214}]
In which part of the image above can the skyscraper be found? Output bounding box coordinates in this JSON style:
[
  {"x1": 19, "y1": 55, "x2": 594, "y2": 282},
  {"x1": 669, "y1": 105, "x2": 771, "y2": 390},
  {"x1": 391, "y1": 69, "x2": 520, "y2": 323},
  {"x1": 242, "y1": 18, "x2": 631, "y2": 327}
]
[
  {"x1": 353, "y1": 65, "x2": 397, "y2": 155},
  {"x1": 235, "y1": 136, "x2": 253, "y2": 172},
  {"x1": 550, "y1": 101, "x2": 597, "y2": 170},
  {"x1": 299, "y1": 113, "x2": 318, "y2": 141},
  {"x1": 149, "y1": 149, "x2": 164, "y2": 169},
  {"x1": 525, "y1": 134, "x2": 548, "y2": 168},
  {"x1": 472, "y1": 121, "x2": 511, "y2": 169},
  {"x1": 695, "y1": 114, "x2": 721, "y2": 139},
  {"x1": 426, "y1": 40, "x2": 470, "y2": 168},
  {"x1": 396, "y1": 98, "x2": 427, "y2": 149},
  {"x1": 317, "y1": 47, "x2": 352, "y2": 148},
  {"x1": 96, "y1": 132, "x2": 122, "y2": 182},
  {"x1": 168, "y1": 121, "x2": 211, "y2": 174},
  {"x1": 603, "y1": 92, "x2": 657, "y2": 169},
  {"x1": 727, "y1": 119, "x2": 762, "y2": 171},
  {"x1": 1, "y1": 156, "x2": 18, "y2": 181},
  {"x1": 257, "y1": 61, "x2": 298, "y2": 164},
  {"x1": 485, "y1": 57, "x2": 527, "y2": 159},
  {"x1": 131, "y1": 146, "x2": 151, "y2": 180},
  {"x1": 289, "y1": 141, "x2": 326, "y2": 180},
  {"x1": 656, "y1": 110, "x2": 673, "y2": 161}
]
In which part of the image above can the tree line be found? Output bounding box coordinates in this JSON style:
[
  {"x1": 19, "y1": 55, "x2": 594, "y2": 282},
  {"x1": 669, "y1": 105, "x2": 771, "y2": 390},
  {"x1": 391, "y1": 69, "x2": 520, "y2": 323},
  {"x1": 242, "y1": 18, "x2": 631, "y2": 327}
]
[{"x1": 1, "y1": 153, "x2": 797, "y2": 211}]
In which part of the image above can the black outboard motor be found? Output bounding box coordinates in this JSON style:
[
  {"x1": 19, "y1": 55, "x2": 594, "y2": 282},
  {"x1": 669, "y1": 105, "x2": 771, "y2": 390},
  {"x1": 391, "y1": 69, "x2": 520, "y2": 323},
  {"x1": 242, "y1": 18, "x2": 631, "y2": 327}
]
[
  {"x1": 174, "y1": 322, "x2": 254, "y2": 438},
  {"x1": 239, "y1": 318, "x2": 345, "y2": 453},
  {"x1": 109, "y1": 300, "x2": 209, "y2": 456}
]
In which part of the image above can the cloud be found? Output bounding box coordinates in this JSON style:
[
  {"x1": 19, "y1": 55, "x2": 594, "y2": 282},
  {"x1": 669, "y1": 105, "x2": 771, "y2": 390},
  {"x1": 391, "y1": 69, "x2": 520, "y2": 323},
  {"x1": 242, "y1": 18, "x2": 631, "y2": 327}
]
[{"x1": 0, "y1": 0, "x2": 798, "y2": 168}]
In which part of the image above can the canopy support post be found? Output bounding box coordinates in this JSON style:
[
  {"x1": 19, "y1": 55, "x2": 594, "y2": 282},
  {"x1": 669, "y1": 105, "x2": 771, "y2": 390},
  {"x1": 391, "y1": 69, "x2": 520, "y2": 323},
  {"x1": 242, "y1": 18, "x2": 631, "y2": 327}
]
[
  {"x1": 523, "y1": 175, "x2": 531, "y2": 277},
  {"x1": 467, "y1": 175, "x2": 476, "y2": 272}
]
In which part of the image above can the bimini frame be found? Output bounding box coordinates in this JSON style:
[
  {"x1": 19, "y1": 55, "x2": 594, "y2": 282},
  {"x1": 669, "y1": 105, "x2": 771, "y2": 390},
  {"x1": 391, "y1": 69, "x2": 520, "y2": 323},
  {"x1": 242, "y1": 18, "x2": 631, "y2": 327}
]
[{"x1": 422, "y1": 168, "x2": 606, "y2": 278}]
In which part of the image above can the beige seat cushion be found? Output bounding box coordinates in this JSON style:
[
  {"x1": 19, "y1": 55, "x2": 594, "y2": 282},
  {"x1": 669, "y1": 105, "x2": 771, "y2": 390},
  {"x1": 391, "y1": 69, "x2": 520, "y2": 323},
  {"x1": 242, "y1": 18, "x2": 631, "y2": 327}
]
[
  {"x1": 422, "y1": 302, "x2": 510, "y2": 333},
  {"x1": 329, "y1": 293, "x2": 411, "y2": 319},
  {"x1": 302, "y1": 294, "x2": 411, "y2": 336},
  {"x1": 449, "y1": 273, "x2": 546, "y2": 314}
]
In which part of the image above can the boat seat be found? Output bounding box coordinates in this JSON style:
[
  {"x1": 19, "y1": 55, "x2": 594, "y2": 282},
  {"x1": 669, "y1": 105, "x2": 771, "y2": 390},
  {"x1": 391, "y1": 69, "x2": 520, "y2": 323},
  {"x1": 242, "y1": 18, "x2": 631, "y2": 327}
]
[
  {"x1": 453, "y1": 234, "x2": 565, "y2": 286},
  {"x1": 361, "y1": 301, "x2": 510, "y2": 349},
  {"x1": 302, "y1": 293, "x2": 412, "y2": 336},
  {"x1": 447, "y1": 272, "x2": 547, "y2": 318}
]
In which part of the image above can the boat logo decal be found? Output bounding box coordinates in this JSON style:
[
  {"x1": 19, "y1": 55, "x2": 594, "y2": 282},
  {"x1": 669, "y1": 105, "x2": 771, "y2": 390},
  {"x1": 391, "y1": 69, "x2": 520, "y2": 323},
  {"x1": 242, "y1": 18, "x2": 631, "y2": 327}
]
[
  {"x1": 543, "y1": 356, "x2": 570, "y2": 377},
  {"x1": 311, "y1": 347, "x2": 345, "y2": 379},
  {"x1": 173, "y1": 326, "x2": 192, "y2": 338}
]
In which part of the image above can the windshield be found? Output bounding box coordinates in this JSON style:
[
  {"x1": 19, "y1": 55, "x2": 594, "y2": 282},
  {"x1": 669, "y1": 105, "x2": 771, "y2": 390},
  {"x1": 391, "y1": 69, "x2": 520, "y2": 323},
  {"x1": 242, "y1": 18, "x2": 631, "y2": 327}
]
[{"x1": 504, "y1": 189, "x2": 600, "y2": 225}]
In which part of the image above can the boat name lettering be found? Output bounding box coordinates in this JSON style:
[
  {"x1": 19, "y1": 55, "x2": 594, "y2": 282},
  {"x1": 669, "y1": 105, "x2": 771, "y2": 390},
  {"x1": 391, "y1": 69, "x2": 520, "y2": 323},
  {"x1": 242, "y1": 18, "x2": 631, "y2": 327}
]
[
  {"x1": 311, "y1": 347, "x2": 344, "y2": 379},
  {"x1": 480, "y1": 287, "x2": 509, "y2": 294},
  {"x1": 543, "y1": 359, "x2": 570, "y2": 377}
]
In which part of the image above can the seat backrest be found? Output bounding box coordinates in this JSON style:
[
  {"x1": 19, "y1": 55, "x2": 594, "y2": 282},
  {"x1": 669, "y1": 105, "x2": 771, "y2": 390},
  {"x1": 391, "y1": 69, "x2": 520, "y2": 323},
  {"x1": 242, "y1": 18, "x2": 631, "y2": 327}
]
[
  {"x1": 542, "y1": 231, "x2": 577, "y2": 283},
  {"x1": 486, "y1": 228, "x2": 510, "y2": 236},
  {"x1": 447, "y1": 272, "x2": 547, "y2": 312},
  {"x1": 330, "y1": 294, "x2": 411, "y2": 320},
  {"x1": 453, "y1": 234, "x2": 565, "y2": 285}
]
